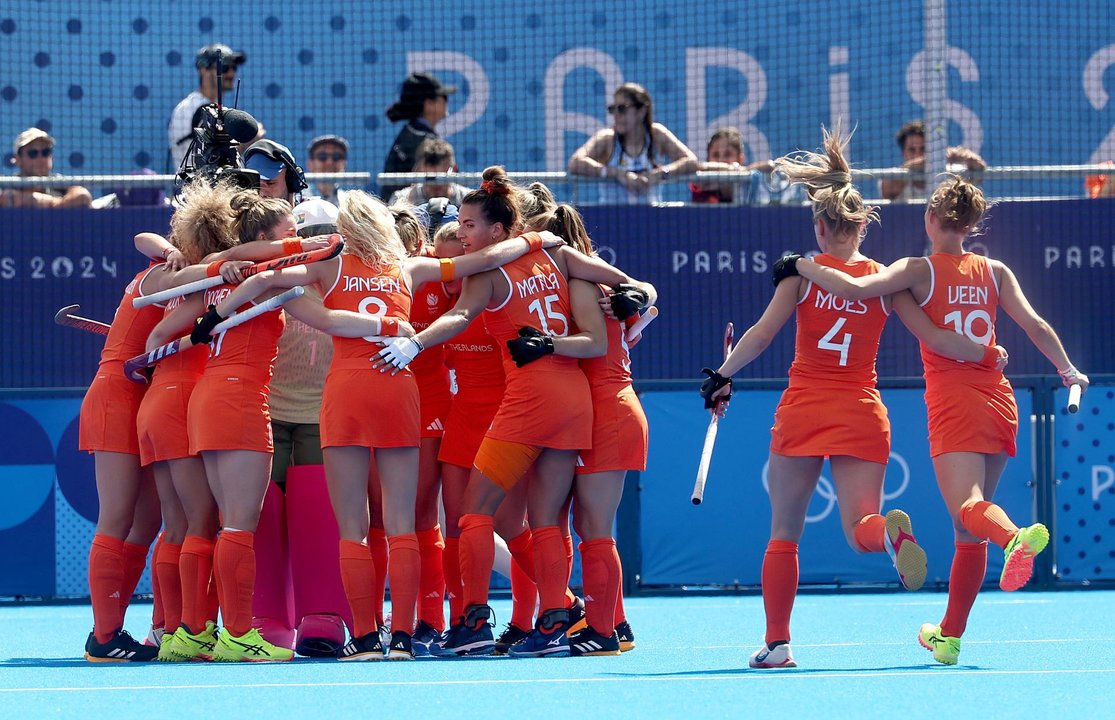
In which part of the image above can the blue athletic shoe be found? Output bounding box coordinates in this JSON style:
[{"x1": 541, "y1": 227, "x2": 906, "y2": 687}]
[
  {"x1": 431, "y1": 604, "x2": 495, "y2": 657},
  {"x1": 508, "y1": 609, "x2": 571, "y2": 658},
  {"x1": 411, "y1": 620, "x2": 439, "y2": 658}
]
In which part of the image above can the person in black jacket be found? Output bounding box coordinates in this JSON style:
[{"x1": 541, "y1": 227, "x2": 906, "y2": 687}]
[{"x1": 381, "y1": 72, "x2": 457, "y2": 199}]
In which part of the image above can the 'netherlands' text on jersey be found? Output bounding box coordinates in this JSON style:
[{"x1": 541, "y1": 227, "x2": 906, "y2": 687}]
[
  {"x1": 322, "y1": 254, "x2": 413, "y2": 364},
  {"x1": 790, "y1": 254, "x2": 889, "y2": 387},
  {"x1": 443, "y1": 313, "x2": 505, "y2": 390},
  {"x1": 918, "y1": 252, "x2": 1000, "y2": 381}
]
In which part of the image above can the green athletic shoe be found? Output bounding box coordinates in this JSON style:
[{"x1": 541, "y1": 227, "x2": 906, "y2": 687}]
[
  {"x1": 1000, "y1": 523, "x2": 1049, "y2": 592},
  {"x1": 212, "y1": 627, "x2": 294, "y2": 662},
  {"x1": 919, "y1": 623, "x2": 961, "y2": 665},
  {"x1": 162, "y1": 621, "x2": 218, "y2": 661}
]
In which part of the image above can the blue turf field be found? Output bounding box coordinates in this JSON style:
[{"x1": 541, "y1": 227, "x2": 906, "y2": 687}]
[{"x1": 3, "y1": 591, "x2": 1114, "y2": 719}]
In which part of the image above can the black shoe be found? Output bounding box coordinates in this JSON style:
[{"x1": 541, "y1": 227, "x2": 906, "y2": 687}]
[
  {"x1": 411, "y1": 620, "x2": 439, "y2": 657},
  {"x1": 569, "y1": 626, "x2": 621, "y2": 656},
  {"x1": 431, "y1": 604, "x2": 495, "y2": 657},
  {"x1": 337, "y1": 630, "x2": 385, "y2": 661},
  {"x1": 84, "y1": 629, "x2": 158, "y2": 663},
  {"x1": 493, "y1": 622, "x2": 531, "y2": 655},
  {"x1": 615, "y1": 619, "x2": 636, "y2": 652},
  {"x1": 386, "y1": 630, "x2": 415, "y2": 660}
]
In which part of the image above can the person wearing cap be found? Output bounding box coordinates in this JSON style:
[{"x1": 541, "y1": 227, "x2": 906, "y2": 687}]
[
  {"x1": 388, "y1": 138, "x2": 471, "y2": 208},
  {"x1": 168, "y1": 43, "x2": 249, "y2": 171},
  {"x1": 243, "y1": 139, "x2": 308, "y2": 204},
  {"x1": 2, "y1": 128, "x2": 92, "y2": 208},
  {"x1": 381, "y1": 72, "x2": 457, "y2": 200},
  {"x1": 305, "y1": 135, "x2": 351, "y2": 206}
]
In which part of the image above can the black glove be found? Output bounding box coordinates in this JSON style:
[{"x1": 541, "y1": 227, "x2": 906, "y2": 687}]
[
  {"x1": 609, "y1": 283, "x2": 650, "y2": 321},
  {"x1": 772, "y1": 252, "x2": 803, "y2": 288},
  {"x1": 507, "y1": 327, "x2": 555, "y2": 367},
  {"x1": 699, "y1": 368, "x2": 732, "y2": 409},
  {"x1": 190, "y1": 305, "x2": 224, "y2": 345}
]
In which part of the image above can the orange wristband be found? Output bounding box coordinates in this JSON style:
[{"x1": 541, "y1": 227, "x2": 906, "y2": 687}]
[
  {"x1": 525, "y1": 232, "x2": 544, "y2": 253},
  {"x1": 381, "y1": 317, "x2": 399, "y2": 336},
  {"x1": 439, "y1": 258, "x2": 456, "y2": 282},
  {"x1": 283, "y1": 238, "x2": 302, "y2": 255},
  {"x1": 978, "y1": 345, "x2": 999, "y2": 368},
  {"x1": 205, "y1": 260, "x2": 226, "y2": 277}
]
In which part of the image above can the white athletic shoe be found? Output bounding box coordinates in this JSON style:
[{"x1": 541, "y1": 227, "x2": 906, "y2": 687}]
[
  {"x1": 145, "y1": 625, "x2": 165, "y2": 647},
  {"x1": 749, "y1": 641, "x2": 796, "y2": 668}
]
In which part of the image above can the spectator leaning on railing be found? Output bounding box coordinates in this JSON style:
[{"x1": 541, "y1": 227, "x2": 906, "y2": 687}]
[
  {"x1": 880, "y1": 120, "x2": 986, "y2": 202},
  {"x1": 690, "y1": 126, "x2": 775, "y2": 205},
  {"x1": 305, "y1": 134, "x2": 352, "y2": 206},
  {"x1": 2, "y1": 128, "x2": 92, "y2": 209},
  {"x1": 568, "y1": 81, "x2": 698, "y2": 205},
  {"x1": 388, "y1": 138, "x2": 471, "y2": 208}
]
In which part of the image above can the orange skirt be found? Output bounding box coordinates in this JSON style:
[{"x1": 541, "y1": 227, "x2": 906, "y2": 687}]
[
  {"x1": 770, "y1": 383, "x2": 890, "y2": 464},
  {"x1": 137, "y1": 377, "x2": 200, "y2": 465},
  {"x1": 320, "y1": 368, "x2": 420, "y2": 449},
  {"x1": 418, "y1": 375, "x2": 452, "y2": 439},
  {"x1": 486, "y1": 366, "x2": 592, "y2": 450},
  {"x1": 79, "y1": 369, "x2": 147, "y2": 455},
  {"x1": 187, "y1": 374, "x2": 274, "y2": 454},
  {"x1": 438, "y1": 386, "x2": 503, "y2": 468},
  {"x1": 576, "y1": 383, "x2": 647, "y2": 474},
  {"x1": 924, "y1": 377, "x2": 1018, "y2": 457}
]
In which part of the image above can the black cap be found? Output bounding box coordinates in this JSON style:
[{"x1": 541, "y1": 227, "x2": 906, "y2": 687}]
[
  {"x1": 400, "y1": 72, "x2": 457, "y2": 102},
  {"x1": 196, "y1": 43, "x2": 247, "y2": 70},
  {"x1": 307, "y1": 134, "x2": 350, "y2": 156}
]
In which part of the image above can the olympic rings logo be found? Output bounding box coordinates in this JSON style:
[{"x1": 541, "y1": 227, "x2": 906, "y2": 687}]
[{"x1": 760, "y1": 452, "x2": 911, "y2": 523}]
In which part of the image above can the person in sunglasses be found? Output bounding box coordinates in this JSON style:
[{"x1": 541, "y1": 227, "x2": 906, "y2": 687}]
[
  {"x1": 4, "y1": 128, "x2": 92, "y2": 208},
  {"x1": 568, "y1": 82, "x2": 697, "y2": 205},
  {"x1": 305, "y1": 134, "x2": 352, "y2": 206}
]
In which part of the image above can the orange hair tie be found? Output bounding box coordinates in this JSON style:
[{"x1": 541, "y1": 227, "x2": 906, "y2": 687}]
[
  {"x1": 205, "y1": 260, "x2": 227, "y2": 277},
  {"x1": 381, "y1": 317, "x2": 399, "y2": 336},
  {"x1": 282, "y1": 238, "x2": 302, "y2": 255},
  {"x1": 525, "y1": 232, "x2": 543, "y2": 253}
]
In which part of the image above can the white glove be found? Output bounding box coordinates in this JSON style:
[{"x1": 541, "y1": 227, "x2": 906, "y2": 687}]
[
  {"x1": 1058, "y1": 365, "x2": 1089, "y2": 390},
  {"x1": 375, "y1": 336, "x2": 424, "y2": 371}
]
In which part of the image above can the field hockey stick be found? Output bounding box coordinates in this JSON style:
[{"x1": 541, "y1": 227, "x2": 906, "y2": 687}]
[
  {"x1": 133, "y1": 235, "x2": 343, "y2": 308},
  {"x1": 692, "y1": 321, "x2": 734, "y2": 505},
  {"x1": 54, "y1": 304, "x2": 110, "y2": 336},
  {"x1": 122, "y1": 286, "x2": 305, "y2": 383},
  {"x1": 625, "y1": 306, "x2": 659, "y2": 343},
  {"x1": 1067, "y1": 384, "x2": 1082, "y2": 413}
]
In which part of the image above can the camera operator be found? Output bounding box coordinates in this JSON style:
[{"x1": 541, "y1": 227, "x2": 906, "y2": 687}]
[
  {"x1": 169, "y1": 43, "x2": 256, "y2": 171},
  {"x1": 244, "y1": 139, "x2": 308, "y2": 205}
]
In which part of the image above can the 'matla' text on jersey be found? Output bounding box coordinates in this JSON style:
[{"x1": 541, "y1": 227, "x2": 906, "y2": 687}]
[{"x1": 515, "y1": 271, "x2": 561, "y2": 299}]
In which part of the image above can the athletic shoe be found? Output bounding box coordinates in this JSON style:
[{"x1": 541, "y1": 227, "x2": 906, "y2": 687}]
[
  {"x1": 493, "y1": 623, "x2": 531, "y2": 655},
  {"x1": 431, "y1": 604, "x2": 496, "y2": 657},
  {"x1": 378, "y1": 623, "x2": 391, "y2": 650},
  {"x1": 84, "y1": 629, "x2": 159, "y2": 663},
  {"x1": 569, "y1": 626, "x2": 621, "y2": 656},
  {"x1": 749, "y1": 641, "x2": 796, "y2": 668},
  {"x1": 337, "y1": 630, "x2": 386, "y2": 661},
  {"x1": 211, "y1": 627, "x2": 294, "y2": 662},
  {"x1": 161, "y1": 622, "x2": 218, "y2": 661},
  {"x1": 566, "y1": 595, "x2": 588, "y2": 636},
  {"x1": 508, "y1": 609, "x2": 571, "y2": 658},
  {"x1": 295, "y1": 613, "x2": 346, "y2": 658},
  {"x1": 144, "y1": 624, "x2": 165, "y2": 647},
  {"x1": 615, "y1": 620, "x2": 636, "y2": 653},
  {"x1": 386, "y1": 630, "x2": 415, "y2": 660},
  {"x1": 1000, "y1": 523, "x2": 1050, "y2": 592},
  {"x1": 411, "y1": 620, "x2": 439, "y2": 658},
  {"x1": 884, "y1": 509, "x2": 928, "y2": 591},
  {"x1": 919, "y1": 623, "x2": 961, "y2": 665}
]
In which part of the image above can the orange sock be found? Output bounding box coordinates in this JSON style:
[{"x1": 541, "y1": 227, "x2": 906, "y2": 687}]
[
  {"x1": 940, "y1": 541, "x2": 987, "y2": 638},
  {"x1": 761, "y1": 539, "x2": 799, "y2": 644},
  {"x1": 154, "y1": 542, "x2": 183, "y2": 634},
  {"x1": 416, "y1": 525, "x2": 446, "y2": 632},
  {"x1": 443, "y1": 536, "x2": 464, "y2": 620},
  {"x1": 120, "y1": 541, "x2": 150, "y2": 619},
  {"x1": 458, "y1": 513, "x2": 495, "y2": 608},
  {"x1": 580, "y1": 538, "x2": 620, "y2": 635},
  {"x1": 339, "y1": 540, "x2": 379, "y2": 638},
  {"x1": 959, "y1": 501, "x2": 1018, "y2": 548},
  {"x1": 388, "y1": 534, "x2": 421, "y2": 634},
  {"x1": 150, "y1": 533, "x2": 166, "y2": 631},
  {"x1": 852, "y1": 513, "x2": 887, "y2": 553},
  {"x1": 89, "y1": 534, "x2": 125, "y2": 643},
  {"x1": 506, "y1": 530, "x2": 537, "y2": 630},
  {"x1": 214, "y1": 530, "x2": 255, "y2": 637},
  {"x1": 180, "y1": 536, "x2": 215, "y2": 632},
  {"x1": 531, "y1": 526, "x2": 569, "y2": 614},
  {"x1": 369, "y1": 528, "x2": 388, "y2": 626}
]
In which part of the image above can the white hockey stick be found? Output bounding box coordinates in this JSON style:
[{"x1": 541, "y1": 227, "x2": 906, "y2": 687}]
[{"x1": 692, "y1": 321, "x2": 734, "y2": 505}]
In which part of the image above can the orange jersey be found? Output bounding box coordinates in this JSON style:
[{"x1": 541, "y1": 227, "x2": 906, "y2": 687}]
[
  {"x1": 444, "y1": 314, "x2": 505, "y2": 391},
  {"x1": 151, "y1": 294, "x2": 208, "y2": 383},
  {"x1": 579, "y1": 286, "x2": 633, "y2": 388},
  {"x1": 322, "y1": 254, "x2": 412, "y2": 365},
  {"x1": 98, "y1": 263, "x2": 166, "y2": 368},
  {"x1": 198, "y1": 284, "x2": 286, "y2": 382},
  {"x1": 918, "y1": 252, "x2": 1017, "y2": 457},
  {"x1": 408, "y1": 281, "x2": 452, "y2": 383},
  {"x1": 790, "y1": 254, "x2": 889, "y2": 388},
  {"x1": 482, "y1": 249, "x2": 592, "y2": 449},
  {"x1": 439, "y1": 315, "x2": 506, "y2": 467}
]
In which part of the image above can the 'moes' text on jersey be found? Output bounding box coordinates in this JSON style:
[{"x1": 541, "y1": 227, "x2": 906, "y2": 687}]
[
  {"x1": 343, "y1": 275, "x2": 403, "y2": 294},
  {"x1": 814, "y1": 290, "x2": 868, "y2": 315},
  {"x1": 515, "y1": 271, "x2": 560, "y2": 299},
  {"x1": 947, "y1": 285, "x2": 989, "y2": 305}
]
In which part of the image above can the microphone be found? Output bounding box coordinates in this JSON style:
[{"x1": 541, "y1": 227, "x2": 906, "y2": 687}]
[{"x1": 222, "y1": 108, "x2": 260, "y2": 143}]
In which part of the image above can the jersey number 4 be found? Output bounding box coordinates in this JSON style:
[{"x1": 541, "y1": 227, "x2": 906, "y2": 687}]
[{"x1": 818, "y1": 317, "x2": 851, "y2": 366}]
